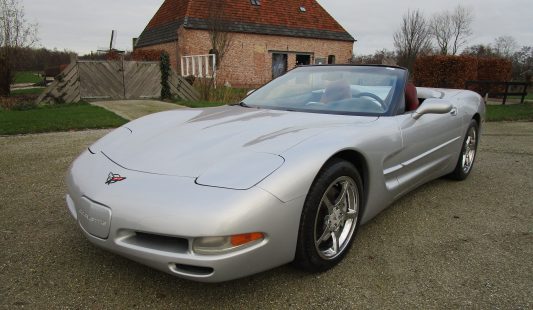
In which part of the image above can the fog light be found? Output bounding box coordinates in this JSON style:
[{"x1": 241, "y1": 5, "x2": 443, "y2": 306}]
[{"x1": 193, "y1": 232, "x2": 264, "y2": 255}]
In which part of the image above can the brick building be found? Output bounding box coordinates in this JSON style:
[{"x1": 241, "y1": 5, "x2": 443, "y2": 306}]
[{"x1": 135, "y1": 0, "x2": 355, "y2": 87}]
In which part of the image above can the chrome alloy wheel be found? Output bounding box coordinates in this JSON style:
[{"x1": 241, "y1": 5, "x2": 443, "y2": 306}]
[
  {"x1": 313, "y1": 176, "x2": 359, "y2": 260},
  {"x1": 461, "y1": 126, "x2": 477, "y2": 174}
]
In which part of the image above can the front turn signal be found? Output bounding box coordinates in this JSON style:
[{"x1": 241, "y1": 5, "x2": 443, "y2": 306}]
[
  {"x1": 193, "y1": 232, "x2": 265, "y2": 255},
  {"x1": 230, "y1": 232, "x2": 264, "y2": 247}
]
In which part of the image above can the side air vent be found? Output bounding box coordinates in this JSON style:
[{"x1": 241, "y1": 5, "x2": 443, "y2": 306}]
[
  {"x1": 121, "y1": 231, "x2": 189, "y2": 254},
  {"x1": 170, "y1": 264, "x2": 214, "y2": 277}
]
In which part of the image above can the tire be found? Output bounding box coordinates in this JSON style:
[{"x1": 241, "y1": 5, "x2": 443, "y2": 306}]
[
  {"x1": 294, "y1": 159, "x2": 363, "y2": 272},
  {"x1": 450, "y1": 119, "x2": 479, "y2": 180}
]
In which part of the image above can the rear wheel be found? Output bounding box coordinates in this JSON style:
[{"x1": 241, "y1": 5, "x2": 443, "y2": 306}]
[
  {"x1": 294, "y1": 159, "x2": 363, "y2": 271},
  {"x1": 450, "y1": 119, "x2": 479, "y2": 180}
]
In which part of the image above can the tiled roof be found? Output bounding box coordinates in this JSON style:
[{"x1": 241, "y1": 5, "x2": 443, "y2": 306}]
[{"x1": 136, "y1": 0, "x2": 355, "y2": 48}]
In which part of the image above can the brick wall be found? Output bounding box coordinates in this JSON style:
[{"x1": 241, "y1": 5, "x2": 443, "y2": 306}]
[{"x1": 138, "y1": 27, "x2": 354, "y2": 88}]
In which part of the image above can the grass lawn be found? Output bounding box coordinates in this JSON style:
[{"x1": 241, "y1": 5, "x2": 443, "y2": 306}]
[
  {"x1": 10, "y1": 87, "x2": 44, "y2": 96},
  {"x1": 486, "y1": 102, "x2": 533, "y2": 122},
  {"x1": 14, "y1": 71, "x2": 43, "y2": 84},
  {"x1": 508, "y1": 93, "x2": 533, "y2": 101},
  {"x1": 175, "y1": 100, "x2": 226, "y2": 108},
  {"x1": 0, "y1": 102, "x2": 127, "y2": 135}
]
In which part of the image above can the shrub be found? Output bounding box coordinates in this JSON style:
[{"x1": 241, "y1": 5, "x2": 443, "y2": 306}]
[
  {"x1": 184, "y1": 75, "x2": 196, "y2": 86},
  {"x1": 477, "y1": 58, "x2": 512, "y2": 81},
  {"x1": 105, "y1": 51, "x2": 122, "y2": 61},
  {"x1": 414, "y1": 55, "x2": 477, "y2": 89},
  {"x1": 414, "y1": 55, "x2": 513, "y2": 96},
  {"x1": 0, "y1": 97, "x2": 17, "y2": 110},
  {"x1": 0, "y1": 96, "x2": 37, "y2": 110},
  {"x1": 476, "y1": 58, "x2": 512, "y2": 95},
  {"x1": 160, "y1": 52, "x2": 172, "y2": 100},
  {"x1": 131, "y1": 49, "x2": 164, "y2": 61}
]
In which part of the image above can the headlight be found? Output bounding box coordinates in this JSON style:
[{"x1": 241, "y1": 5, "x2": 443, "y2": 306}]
[
  {"x1": 192, "y1": 232, "x2": 265, "y2": 255},
  {"x1": 196, "y1": 152, "x2": 284, "y2": 190}
]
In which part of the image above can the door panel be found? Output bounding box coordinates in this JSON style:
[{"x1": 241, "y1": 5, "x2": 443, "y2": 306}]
[{"x1": 389, "y1": 108, "x2": 462, "y2": 197}]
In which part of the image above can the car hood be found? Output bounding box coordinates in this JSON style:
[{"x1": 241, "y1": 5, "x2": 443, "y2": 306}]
[{"x1": 93, "y1": 106, "x2": 377, "y2": 177}]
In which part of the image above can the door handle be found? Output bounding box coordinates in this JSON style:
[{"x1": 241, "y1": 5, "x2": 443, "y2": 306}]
[{"x1": 450, "y1": 106, "x2": 458, "y2": 116}]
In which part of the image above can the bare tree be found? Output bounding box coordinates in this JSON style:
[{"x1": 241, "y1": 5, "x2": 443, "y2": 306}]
[
  {"x1": 430, "y1": 5, "x2": 473, "y2": 55},
  {"x1": 493, "y1": 35, "x2": 518, "y2": 59},
  {"x1": 430, "y1": 11, "x2": 453, "y2": 55},
  {"x1": 450, "y1": 5, "x2": 473, "y2": 55},
  {"x1": 0, "y1": 0, "x2": 38, "y2": 95},
  {"x1": 351, "y1": 49, "x2": 397, "y2": 65},
  {"x1": 511, "y1": 46, "x2": 532, "y2": 82},
  {"x1": 462, "y1": 44, "x2": 496, "y2": 58},
  {"x1": 393, "y1": 9, "x2": 432, "y2": 71},
  {"x1": 206, "y1": 0, "x2": 233, "y2": 70}
]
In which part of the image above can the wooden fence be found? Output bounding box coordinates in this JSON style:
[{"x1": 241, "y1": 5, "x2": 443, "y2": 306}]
[
  {"x1": 465, "y1": 80, "x2": 529, "y2": 105},
  {"x1": 37, "y1": 60, "x2": 199, "y2": 104}
]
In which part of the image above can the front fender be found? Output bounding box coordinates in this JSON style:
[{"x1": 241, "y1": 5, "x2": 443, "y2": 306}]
[{"x1": 257, "y1": 118, "x2": 402, "y2": 223}]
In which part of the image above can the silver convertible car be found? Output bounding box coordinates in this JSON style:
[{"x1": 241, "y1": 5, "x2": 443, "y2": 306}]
[{"x1": 66, "y1": 65, "x2": 485, "y2": 282}]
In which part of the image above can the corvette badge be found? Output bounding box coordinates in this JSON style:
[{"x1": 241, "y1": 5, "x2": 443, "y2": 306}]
[{"x1": 105, "y1": 172, "x2": 126, "y2": 185}]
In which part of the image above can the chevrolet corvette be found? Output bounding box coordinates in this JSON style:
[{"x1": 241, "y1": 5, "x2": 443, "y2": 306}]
[{"x1": 66, "y1": 65, "x2": 485, "y2": 282}]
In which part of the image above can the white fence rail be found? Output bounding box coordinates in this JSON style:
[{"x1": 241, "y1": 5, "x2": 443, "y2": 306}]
[{"x1": 181, "y1": 54, "x2": 217, "y2": 79}]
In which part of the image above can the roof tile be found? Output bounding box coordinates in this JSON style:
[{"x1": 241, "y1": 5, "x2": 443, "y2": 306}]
[{"x1": 137, "y1": 0, "x2": 355, "y2": 47}]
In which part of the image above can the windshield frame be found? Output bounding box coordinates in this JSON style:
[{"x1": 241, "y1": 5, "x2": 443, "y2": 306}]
[{"x1": 241, "y1": 65, "x2": 408, "y2": 117}]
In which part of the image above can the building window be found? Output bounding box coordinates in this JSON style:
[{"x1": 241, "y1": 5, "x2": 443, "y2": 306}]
[
  {"x1": 328, "y1": 55, "x2": 336, "y2": 64},
  {"x1": 315, "y1": 58, "x2": 326, "y2": 65},
  {"x1": 296, "y1": 54, "x2": 311, "y2": 66},
  {"x1": 250, "y1": 0, "x2": 261, "y2": 5},
  {"x1": 272, "y1": 53, "x2": 288, "y2": 79}
]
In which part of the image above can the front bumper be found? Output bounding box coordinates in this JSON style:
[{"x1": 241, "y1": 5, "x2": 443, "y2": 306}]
[{"x1": 66, "y1": 150, "x2": 303, "y2": 282}]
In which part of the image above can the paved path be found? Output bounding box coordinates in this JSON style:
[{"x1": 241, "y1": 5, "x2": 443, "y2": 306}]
[{"x1": 91, "y1": 100, "x2": 184, "y2": 121}]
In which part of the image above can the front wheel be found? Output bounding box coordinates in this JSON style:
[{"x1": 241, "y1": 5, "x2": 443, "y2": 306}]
[
  {"x1": 450, "y1": 119, "x2": 479, "y2": 180},
  {"x1": 294, "y1": 159, "x2": 363, "y2": 271}
]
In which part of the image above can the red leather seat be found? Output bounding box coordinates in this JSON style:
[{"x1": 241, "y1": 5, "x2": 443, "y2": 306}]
[{"x1": 405, "y1": 83, "x2": 420, "y2": 111}]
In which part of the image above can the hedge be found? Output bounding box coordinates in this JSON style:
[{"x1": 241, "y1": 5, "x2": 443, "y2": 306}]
[
  {"x1": 414, "y1": 55, "x2": 512, "y2": 95},
  {"x1": 414, "y1": 55, "x2": 477, "y2": 89},
  {"x1": 476, "y1": 58, "x2": 512, "y2": 95},
  {"x1": 131, "y1": 49, "x2": 164, "y2": 62}
]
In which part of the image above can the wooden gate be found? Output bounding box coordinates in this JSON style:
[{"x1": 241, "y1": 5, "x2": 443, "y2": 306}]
[
  {"x1": 78, "y1": 60, "x2": 162, "y2": 100},
  {"x1": 37, "y1": 60, "x2": 199, "y2": 104},
  {"x1": 79, "y1": 61, "x2": 125, "y2": 100},
  {"x1": 123, "y1": 61, "x2": 162, "y2": 99}
]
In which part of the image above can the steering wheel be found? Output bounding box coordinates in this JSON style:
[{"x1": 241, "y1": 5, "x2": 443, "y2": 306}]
[{"x1": 354, "y1": 92, "x2": 386, "y2": 110}]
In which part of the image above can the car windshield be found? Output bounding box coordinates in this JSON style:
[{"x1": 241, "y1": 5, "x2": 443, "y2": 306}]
[{"x1": 242, "y1": 66, "x2": 406, "y2": 116}]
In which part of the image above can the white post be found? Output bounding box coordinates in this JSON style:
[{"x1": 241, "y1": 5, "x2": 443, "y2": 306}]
[
  {"x1": 205, "y1": 56, "x2": 210, "y2": 77},
  {"x1": 198, "y1": 56, "x2": 203, "y2": 78},
  {"x1": 186, "y1": 57, "x2": 190, "y2": 76},
  {"x1": 192, "y1": 57, "x2": 196, "y2": 76},
  {"x1": 181, "y1": 57, "x2": 184, "y2": 76},
  {"x1": 212, "y1": 54, "x2": 217, "y2": 89}
]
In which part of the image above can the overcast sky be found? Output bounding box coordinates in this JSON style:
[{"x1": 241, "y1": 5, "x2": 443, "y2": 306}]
[{"x1": 24, "y1": 0, "x2": 533, "y2": 55}]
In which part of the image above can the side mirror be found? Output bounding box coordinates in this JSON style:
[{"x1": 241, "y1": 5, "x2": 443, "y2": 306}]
[
  {"x1": 412, "y1": 102, "x2": 453, "y2": 120},
  {"x1": 246, "y1": 89, "x2": 256, "y2": 96}
]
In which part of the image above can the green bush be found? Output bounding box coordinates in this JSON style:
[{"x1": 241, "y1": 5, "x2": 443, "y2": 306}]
[{"x1": 160, "y1": 52, "x2": 172, "y2": 100}]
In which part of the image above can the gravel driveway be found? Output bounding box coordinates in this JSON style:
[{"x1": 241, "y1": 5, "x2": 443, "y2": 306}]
[{"x1": 1, "y1": 122, "x2": 531, "y2": 309}]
